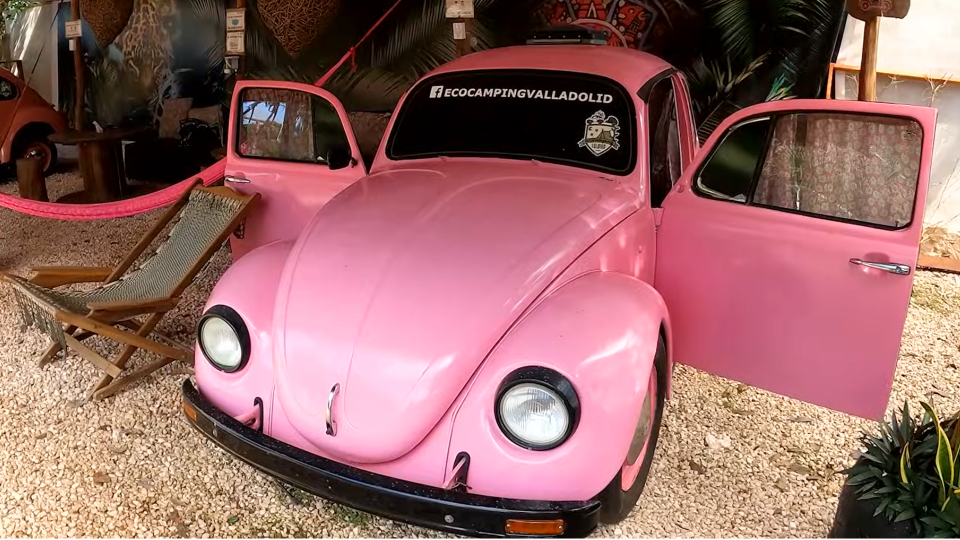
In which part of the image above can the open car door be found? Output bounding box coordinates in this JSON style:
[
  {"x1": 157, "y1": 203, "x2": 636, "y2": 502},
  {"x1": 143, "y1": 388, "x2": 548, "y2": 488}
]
[
  {"x1": 655, "y1": 99, "x2": 936, "y2": 420},
  {"x1": 225, "y1": 80, "x2": 367, "y2": 259}
]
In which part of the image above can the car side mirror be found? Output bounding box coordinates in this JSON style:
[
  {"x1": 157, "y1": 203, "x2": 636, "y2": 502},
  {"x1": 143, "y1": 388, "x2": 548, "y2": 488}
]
[{"x1": 326, "y1": 146, "x2": 354, "y2": 171}]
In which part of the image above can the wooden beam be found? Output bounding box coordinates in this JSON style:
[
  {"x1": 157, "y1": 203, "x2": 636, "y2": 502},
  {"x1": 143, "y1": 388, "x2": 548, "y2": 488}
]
[
  {"x1": 918, "y1": 255, "x2": 960, "y2": 275},
  {"x1": 452, "y1": 18, "x2": 473, "y2": 57},
  {"x1": 236, "y1": 0, "x2": 245, "y2": 79},
  {"x1": 858, "y1": 16, "x2": 880, "y2": 102},
  {"x1": 70, "y1": 0, "x2": 84, "y2": 128}
]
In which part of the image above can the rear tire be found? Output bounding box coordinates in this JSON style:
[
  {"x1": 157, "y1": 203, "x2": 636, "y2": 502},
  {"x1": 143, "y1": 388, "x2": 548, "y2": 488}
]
[{"x1": 597, "y1": 335, "x2": 667, "y2": 524}]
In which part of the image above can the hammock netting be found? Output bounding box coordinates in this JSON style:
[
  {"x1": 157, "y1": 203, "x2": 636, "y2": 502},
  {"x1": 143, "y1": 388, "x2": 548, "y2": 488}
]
[{"x1": 6, "y1": 188, "x2": 247, "y2": 349}]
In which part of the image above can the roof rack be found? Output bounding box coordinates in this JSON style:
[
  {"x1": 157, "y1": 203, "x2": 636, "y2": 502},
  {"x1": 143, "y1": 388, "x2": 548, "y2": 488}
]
[{"x1": 525, "y1": 25, "x2": 608, "y2": 46}]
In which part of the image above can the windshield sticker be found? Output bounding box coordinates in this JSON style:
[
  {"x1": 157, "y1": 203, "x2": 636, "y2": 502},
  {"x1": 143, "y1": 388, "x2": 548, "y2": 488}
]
[
  {"x1": 428, "y1": 85, "x2": 614, "y2": 103},
  {"x1": 579, "y1": 111, "x2": 621, "y2": 157}
]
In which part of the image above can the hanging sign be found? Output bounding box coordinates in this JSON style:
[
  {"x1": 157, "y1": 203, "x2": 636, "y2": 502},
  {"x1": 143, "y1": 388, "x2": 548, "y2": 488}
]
[
  {"x1": 65, "y1": 20, "x2": 83, "y2": 39},
  {"x1": 846, "y1": 0, "x2": 910, "y2": 21},
  {"x1": 226, "y1": 31, "x2": 245, "y2": 55},
  {"x1": 445, "y1": 0, "x2": 475, "y2": 18},
  {"x1": 226, "y1": 8, "x2": 246, "y2": 31}
]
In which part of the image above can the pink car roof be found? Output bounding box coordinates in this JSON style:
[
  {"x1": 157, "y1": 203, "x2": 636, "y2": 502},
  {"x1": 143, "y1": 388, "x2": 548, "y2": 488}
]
[{"x1": 426, "y1": 44, "x2": 675, "y2": 93}]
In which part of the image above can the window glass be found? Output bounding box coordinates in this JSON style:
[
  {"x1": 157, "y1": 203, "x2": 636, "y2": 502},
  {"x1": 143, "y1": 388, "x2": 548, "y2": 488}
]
[
  {"x1": 237, "y1": 88, "x2": 349, "y2": 165},
  {"x1": 647, "y1": 78, "x2": 682, "y2": 207},
  {"x1": 387, "y1": 70, "x2": 636, "y2": 175},
  {"x1": 0, "y1": 79, "x2": 16, "y2": 101},
  {"x1": 695, "y1": 117, "x2": 771, "y2": 203},
  {"x1": 753, "y1": 113, "x2": 921, "y2": 228}
]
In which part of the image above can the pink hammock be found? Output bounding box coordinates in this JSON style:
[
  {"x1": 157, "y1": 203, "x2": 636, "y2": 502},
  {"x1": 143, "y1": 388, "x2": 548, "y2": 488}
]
[{"x1": 2, "y1": 0, "x2": 403, "y2": 221}]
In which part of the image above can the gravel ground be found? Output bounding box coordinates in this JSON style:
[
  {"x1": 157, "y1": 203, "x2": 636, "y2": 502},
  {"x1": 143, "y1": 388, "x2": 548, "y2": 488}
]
[{"x1": 0, "y1": 171, "x2": 958, "y2": 538}]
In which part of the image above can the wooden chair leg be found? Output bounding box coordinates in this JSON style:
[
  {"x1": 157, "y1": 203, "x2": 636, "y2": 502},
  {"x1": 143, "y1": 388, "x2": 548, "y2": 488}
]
[
  {"x1": 65, "y1": 334, "x2": 122, "y2": 378},
  {"x1": 90, "y1": 355, "x2": 180, "y2": 401},
  {"x1": 86, "y1": 313, "x2": 164, "y2": 399},
  {"x1": 38, "y1": 325, "x2": 78, "y2": 367}
]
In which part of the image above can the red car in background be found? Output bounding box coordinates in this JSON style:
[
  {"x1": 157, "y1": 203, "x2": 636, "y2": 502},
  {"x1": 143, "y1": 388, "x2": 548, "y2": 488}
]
[{"x1": 0, "y1": 61, "x2": 66, "y2": 176}]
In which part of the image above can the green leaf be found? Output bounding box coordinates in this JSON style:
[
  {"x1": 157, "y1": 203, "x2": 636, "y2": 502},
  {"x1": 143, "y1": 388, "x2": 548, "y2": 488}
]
[
  {"x1": 921, "y1": 402, "x2": 955, "y2": 502},
  {"x1": 894, "y1": 508, "x2": 916, "y2": 522},
  {"x1": 922, "y1": 516, "x2": 953, "y2": 529},
  {"x1": 901, "y1": 443, "x2": 912, "y2": 484},
  {"x1": 874, "y1": 497, "x2": 891, "y2": 517},
  {"x1": 858, "y1": 491, "x2": 880, "y2": 500},
  {"x1": 848, "y1": 470, "x2": 879, "y2": 484}
]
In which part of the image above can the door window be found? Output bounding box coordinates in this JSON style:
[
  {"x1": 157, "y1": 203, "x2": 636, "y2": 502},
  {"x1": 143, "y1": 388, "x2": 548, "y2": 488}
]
[
  {"x1": 646, "y1": 78, "x2": 682, "y2": 207},
  {"x1": 236, "y1": 88, "x2": 349, "y2": 165},
  {"x1": 695, "y1": 112, "x2": 923, "y2": 229}
]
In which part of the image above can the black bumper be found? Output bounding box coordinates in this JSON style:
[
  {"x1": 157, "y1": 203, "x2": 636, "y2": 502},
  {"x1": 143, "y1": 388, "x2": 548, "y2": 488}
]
[{"x1": 181, "y1": 380, "x2": 601, "y2": 538}]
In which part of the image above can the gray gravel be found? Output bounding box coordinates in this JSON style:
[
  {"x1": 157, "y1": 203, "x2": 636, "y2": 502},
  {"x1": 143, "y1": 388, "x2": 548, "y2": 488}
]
[{"x1": 0, "y1": 172, "x2": 958, "y2": 537}]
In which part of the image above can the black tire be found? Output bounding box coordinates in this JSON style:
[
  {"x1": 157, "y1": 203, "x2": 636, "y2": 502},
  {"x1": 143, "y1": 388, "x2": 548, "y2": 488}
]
[
  {"x1": 597, "y1": 334, "x2": 668, "y2": 524},
  {"x1": 12, "y1": 129, "x2": 57, "y2": 176}
]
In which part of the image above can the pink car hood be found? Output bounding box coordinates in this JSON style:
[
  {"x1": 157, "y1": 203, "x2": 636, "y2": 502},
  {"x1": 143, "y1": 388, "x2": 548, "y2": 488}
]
[{"x1": 273, "y1": 162, "x2": 639, "y2": 463}]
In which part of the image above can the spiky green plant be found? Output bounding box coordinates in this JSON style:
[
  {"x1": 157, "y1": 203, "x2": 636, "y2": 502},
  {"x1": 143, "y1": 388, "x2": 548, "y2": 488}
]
[
  {"x1": 909, "y1": 403, "x2": 960, "y2": 537},
  {"x1": 846, "y1": 401, "x2": 960, "y2": 538}
]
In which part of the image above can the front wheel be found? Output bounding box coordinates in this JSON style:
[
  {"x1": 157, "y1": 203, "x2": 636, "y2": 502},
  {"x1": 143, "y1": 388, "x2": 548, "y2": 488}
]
[{"x1": 597, "y1": 335, "x2": 667, "y2": 524}]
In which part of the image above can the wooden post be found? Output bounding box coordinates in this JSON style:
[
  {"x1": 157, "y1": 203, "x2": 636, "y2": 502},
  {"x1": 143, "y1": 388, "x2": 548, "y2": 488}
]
[
  {"x1": 858, "y1": 16, "x2": 880, "y2": 101},
  {"x1": 453, "y1": 18, "x2": 473, "y2": 57},
  {"x1": 16, "y1": 156, "x2": 48, "y2": 202},
  {"x1": 446, "y1": 0, "x2": 475, "y2": 57},
  {"x1": 236, "y1": 0, "x2": 245, "y2": 78},
  {"x1": 70, "y1": 0, "x2": 85, "y2": 129}
]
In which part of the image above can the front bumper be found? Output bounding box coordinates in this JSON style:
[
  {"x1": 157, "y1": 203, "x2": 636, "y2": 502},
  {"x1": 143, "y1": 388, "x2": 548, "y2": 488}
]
[{"x1": 181, "y1": 380, "x2": 601, "y2": 538}]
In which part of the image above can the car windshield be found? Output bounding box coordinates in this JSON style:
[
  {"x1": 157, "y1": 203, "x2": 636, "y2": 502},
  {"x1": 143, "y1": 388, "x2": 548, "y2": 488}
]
[{"x1": 386, "y1": 69, "x2": 636, "y2": 175}]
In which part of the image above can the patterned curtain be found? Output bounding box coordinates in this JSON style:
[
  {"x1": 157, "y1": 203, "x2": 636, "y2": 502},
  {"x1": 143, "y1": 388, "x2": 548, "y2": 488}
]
[{"x1": 753, "y1": 113, "x2": 922, "y2": 228}]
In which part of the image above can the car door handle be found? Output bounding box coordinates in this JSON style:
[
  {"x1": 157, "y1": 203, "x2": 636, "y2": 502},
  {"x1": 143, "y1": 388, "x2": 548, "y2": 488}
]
[
  {"x1": 224, "y1": 175, "x2": 250, "y2": 184},
  {"x1": 849, "y1": 258, "x2": 911, "y2": 276}
]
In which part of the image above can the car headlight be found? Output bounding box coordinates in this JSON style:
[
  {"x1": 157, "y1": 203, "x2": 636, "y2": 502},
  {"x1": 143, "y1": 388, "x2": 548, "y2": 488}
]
[
  {"x1": 197, "y1": 305, "x2": 250, "y2": 373},
  {"x1": 495, "y1": 367, "x2": 580, "y2": 451}
]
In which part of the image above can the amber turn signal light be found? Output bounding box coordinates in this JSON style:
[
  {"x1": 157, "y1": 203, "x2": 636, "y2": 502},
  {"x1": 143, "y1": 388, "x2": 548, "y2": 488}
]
[
  {"x1": 504, "y1": 519, "x2": 566, "y2": 535},
  {"x1": 182, "y1": 400, "x2": 198, "y2": 422}
]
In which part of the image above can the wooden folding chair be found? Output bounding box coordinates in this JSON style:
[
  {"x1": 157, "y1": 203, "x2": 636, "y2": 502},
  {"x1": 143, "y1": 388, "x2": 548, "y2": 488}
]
[{"x1": 2, "y1": 178, "x2": 259, "y2": 400}]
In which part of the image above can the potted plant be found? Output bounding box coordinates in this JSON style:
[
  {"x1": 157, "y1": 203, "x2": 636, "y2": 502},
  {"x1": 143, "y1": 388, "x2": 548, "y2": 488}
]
[{"x1": 830, "y1": 401, "x2": 960, "y2": 538}]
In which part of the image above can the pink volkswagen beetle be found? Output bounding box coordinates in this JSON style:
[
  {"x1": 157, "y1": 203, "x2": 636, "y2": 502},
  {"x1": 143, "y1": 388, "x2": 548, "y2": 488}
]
[{"x1": 181, "y1": 27, "x2": 936, "y2": 537}]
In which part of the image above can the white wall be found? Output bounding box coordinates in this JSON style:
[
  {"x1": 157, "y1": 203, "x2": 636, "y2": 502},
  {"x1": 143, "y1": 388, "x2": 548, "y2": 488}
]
[
  {"x1": 7, "y1": 1, "x2": 62, "y2": 108},
  {"x1": 834, "y1": 4, "x2": 960, "y2": 233}
]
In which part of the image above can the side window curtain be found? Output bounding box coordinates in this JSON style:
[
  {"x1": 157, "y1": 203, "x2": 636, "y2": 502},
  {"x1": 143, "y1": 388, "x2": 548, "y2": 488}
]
[{"x1": 694, "y1": 112, "x2": 922, "y2": 229}]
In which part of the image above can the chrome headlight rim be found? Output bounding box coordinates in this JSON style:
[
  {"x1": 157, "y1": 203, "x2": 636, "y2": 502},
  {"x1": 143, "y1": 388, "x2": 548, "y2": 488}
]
[
  {"x1": 197, "y1": 305, "x2": 250, "y2": 374},
  {"x1": 494, "y1": 366, "x2": 581, "y2": 451}
]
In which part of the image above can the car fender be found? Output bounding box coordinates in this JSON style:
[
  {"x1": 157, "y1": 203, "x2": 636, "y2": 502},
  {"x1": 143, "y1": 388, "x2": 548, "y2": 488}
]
[
  {"x1": 444, "y1": 270, "x2": 672, "y2": 501},
  {"x1": 1, "y1": 106, "x2": 67, "y2": 164},
  {"x1": 194, "y1": 240, "x2": 294, "y2": 427}
]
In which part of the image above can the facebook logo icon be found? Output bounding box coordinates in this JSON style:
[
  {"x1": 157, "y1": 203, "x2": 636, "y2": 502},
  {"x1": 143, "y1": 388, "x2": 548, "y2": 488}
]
[{"x1": 430, "y1": 85, "x2": 444, "y2": 98}]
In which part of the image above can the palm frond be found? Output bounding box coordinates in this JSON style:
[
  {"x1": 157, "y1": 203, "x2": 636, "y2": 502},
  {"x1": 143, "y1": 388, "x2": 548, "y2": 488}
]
[
  {"x1": 187, "y1": 0, "x2": 223, "y2": 25},
  {"x1": 768, "y1": 0, "x2": 837, "y2": 91},
  {"x1": 683, "y1": 53, "x2": 768, "y2": 141},
  {"x1": 368, "y1": 0, "x2": 507, "y2": 81},
  {"x1": 370, "y1": 0, "x2": 449, "y2": 70},
  {"x1": 324, "y1": 67, "x2": 412, "y2": 112},
  {"x1": 703, "y1": 0, "x2": 756, "y2": 62}
]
